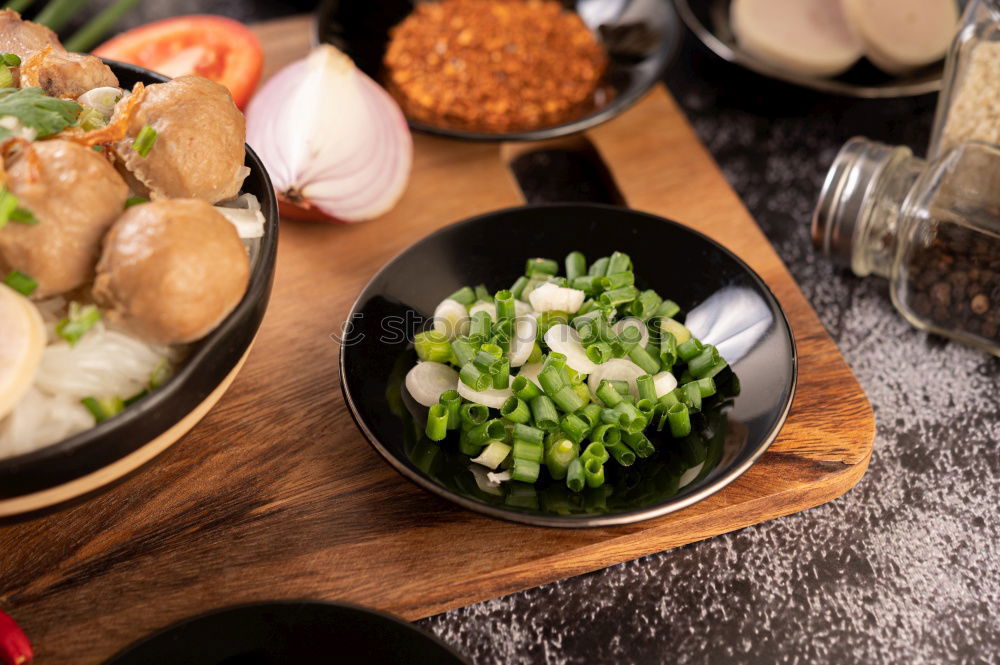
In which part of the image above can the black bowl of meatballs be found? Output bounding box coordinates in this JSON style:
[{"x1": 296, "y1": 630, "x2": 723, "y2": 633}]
[{"x1": 0, "y1": 10, "x2": 278, "y2": 520}]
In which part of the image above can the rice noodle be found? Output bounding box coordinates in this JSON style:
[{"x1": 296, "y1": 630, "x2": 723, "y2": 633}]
[
  {"x1": 0, "y1": 387, "x2": 93, "y2": 459},
  {"x1": 215, "y1": 193, "x2": 266, "y2": 239}
]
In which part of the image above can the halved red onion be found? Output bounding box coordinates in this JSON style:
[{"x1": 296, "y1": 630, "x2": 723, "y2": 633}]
[{"x1": 246, "y1": 45, "x2": 412, "y2": 223}]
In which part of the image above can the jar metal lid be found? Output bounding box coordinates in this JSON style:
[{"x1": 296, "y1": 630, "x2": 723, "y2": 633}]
[{"x1": 812, "y1": 137, "x2": 909, "y2": 275}]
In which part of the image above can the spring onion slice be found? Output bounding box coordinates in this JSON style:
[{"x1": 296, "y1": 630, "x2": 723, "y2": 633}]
[
  {"x1": 432, "y1": 298, "x2": 470, "y2": 339},
  {"x1": 544, "y1": 324, "x2": 598, "y2": 374},
  {"x1": 404, "y1": 361, "x2": 458, "y2": 407},
  {"x1": 456, "y1": 374, "x2": 513, "y2": 408},
  {"x1": 507, "y1": 314, "x2": 538, "y2": 367},
  {"x1": 652, "y1": 371, "x2": 678, "y2": 397},
  {"x1": 469, "y1": 440, "x2": 512, "y2": 470},
  {"x1": 528, "y1": 282, "x2": 586, "y2": 314},
  {"x1": 587, "y1": 358, "x2": 645, "y2": 400}
]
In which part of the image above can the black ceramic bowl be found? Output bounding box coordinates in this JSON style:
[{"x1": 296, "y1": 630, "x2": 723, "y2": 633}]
[
  {"x1": 103, "y1": 601, "x2": 470, "y2": 665},
  {"x1": 0, "y1": 61, "x2": 279, "y2": 520},
  {"x1": 341, "y1": 204, "x2": 796, "y2": 527},
  {"x1": 315, "y1": 0, "x2": 681, "y2": 141}
]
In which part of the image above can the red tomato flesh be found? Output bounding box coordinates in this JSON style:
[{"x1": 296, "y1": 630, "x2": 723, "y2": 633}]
[{"x1": 93, "y1": 15, "x2": 263, "y2": 109}]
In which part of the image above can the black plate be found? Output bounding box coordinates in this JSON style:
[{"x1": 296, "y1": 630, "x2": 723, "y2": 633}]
[
  {"x1": 341, "y1": 203, "x2": 796, "y2": 527},
  {"x1": 675, "y1": 0, "x2": 959, "y2": 98},
  {"x1": 103, "y1": 601, "x2": 470, "y2": 665},
  {"x1": 0, "y1": 61, "x2": 279, "y2": 507},
  {"x1": 315, "y1": 0, "x2": 681, "y2": 141}
]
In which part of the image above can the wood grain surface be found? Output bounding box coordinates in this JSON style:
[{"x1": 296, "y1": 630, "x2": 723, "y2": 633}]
[{"x1": 0, "y1": 16, "x2": 874, "y2": 664}]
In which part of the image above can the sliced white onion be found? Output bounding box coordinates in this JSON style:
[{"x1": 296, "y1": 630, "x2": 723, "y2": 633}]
[
  {"x1": 612, "y1": 317, "x2": 650, "y2": 349},
  {"x1": 404, "y1": 361, "x2": 458, "y2": 407},
  {"x1": 528, "y1": 282, "x2": 586, "y2": 314},
  {"x1": 652, "y1": 371, "x2": 678, "y2": 397},
  {"x1": 587, "y1": 358, "x2": 646, "y2": 400},
  {"x1": 77, "y1": 86, "x2": 123, "y2": 118},
  {"x1": 246, "y1": 45, "x2": 412, "y2": 223},
  {"x1": 470, "y1": 441, "x2": 511, "y2": 470},
  {"x1": 468, "y1": 301, "x2": 494, "y2": 319},
  {"x1": 432, "y1": 298, "x2": 469, "y2": 339},
  {"x1": 457, "y1": 375, "x2": 513, "y2": 409},
  {"x1": 543, "y1": 324, "x2": 597, "y2": 374},
  {"x1": 516, "y1": 363, "x2": 543, "y2": 388},
  {"x1": 507, "y1": 315, "x2": 538, "y2": 367}
]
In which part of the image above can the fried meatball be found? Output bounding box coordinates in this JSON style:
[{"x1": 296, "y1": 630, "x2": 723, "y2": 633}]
[
  {"x1": 93, "y1": 199, "x2": 250, "y2": 345},
  {"x1": 0, "y1": 10, "x2": 60, "y2": 59},
  {"x1": 0, "y1": 140, "x2": 129, "y2": 298},
  {"x1": 22, "y1": 48, "x2": 118, "y2": 98},
  {"x1": 112, "y1": 76, "x2": 247, "y2": 204}
]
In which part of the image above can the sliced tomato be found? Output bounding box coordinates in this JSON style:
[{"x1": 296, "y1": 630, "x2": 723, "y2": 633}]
[{"x1": 93, "y1": 15, "x2": 263, "y2": 109}]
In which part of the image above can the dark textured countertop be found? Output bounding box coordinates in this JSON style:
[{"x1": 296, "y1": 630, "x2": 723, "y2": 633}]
[{"x1": 85, "y1": 3, "x2": 1000, "y2": 662}]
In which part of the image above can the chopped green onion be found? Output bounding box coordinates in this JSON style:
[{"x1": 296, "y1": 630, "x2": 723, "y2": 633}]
[
  {"x1": 511, "y1": 457, "x2": 540, "y2": 483},
  {"x1": 636, "y1": 398, "x2": 657, "y2": 418},
  {"x1": 589, "y1": 423, "x2": 621, "y2": 445},
  {"x1": 460, "y1": 402, "x2": 489, "y2": 426},
  {"x1": 581, "y1": 441, "x2": 609, "y2": 464},
  {"x1": 578, "y1": 403, "x2": 603, "y2": 428},
  {"x1": 425, "y1": 404, "x2": 449, "y2": 441},
  {"x1": 687, "y1": 376, "x2": 717, "y2": 398},
  {"x1": 0, "y1": 66, "x2": 12, "y2": 90},
  {"x1": 76, "y1": 106, "x2": 106, "y2": 131},
  {"x1": 654, "y1": 299, "x2": 680, "y2": 319},
  {"x1": 512, "y1": 375, "x2": 542, "y2": 401},
  {"x1": 450, "y1": 338, "x2": 477, "y2": 367},
  {"x1": 0, "y1": 53, "x2": 21, "y2": 67},
  {"x1": 500, "y1": 396, "x2": 531, "y2": 424},
  {"x1": 635, "y1": 374, "x2": 656, "y2": 402},
  {"x1": 588, "y1": 256, "x2": 610, "y2": 277},
  {"x1": 527, "y1": 342, "x2": 543, "y2": 364},
  {"x1": 667, "y1": 403, "x2": 691, "y2": 437},
  {"x1": 551, "y1": 385, "x2": 584, "y2": 413},
  {"x1": 606, "y1": 251, "x2": 631, "y2": 275},
  {"x1": 55, "y1": 302, "x2": 101, "y2": 346},
  {"x1": 545, "y1": 437, "x2": 578, "y2": 480},
  {"x1": 512, "y1": 438, "x2": 544, "y2": 464},
  {"x1": 559, "y1": 413, "x2": 590, "y2": 443},
  {"x1": 458, "y1": 429, "x2": 484, "y2": 456},
  {"x1": 459, "y1": 362, "x2": 490, "y2": 391},
  {"x1": 0, "y1": 187, "x2": 36, "y2": 228},
  {"x1": 449, "y1": 286, "x2": 476, "y2": 306},
  {"x1": 3, "y1": 269, "x2": 36, "y2": 296},
  {"x1": 659, "y1": 331, "x2": 678, "y2": 370},
  {"x1": 615, "y1": 324, "x2": 643, "y2": 353},
  {"x1": 124, "y1": 195, "x2": 149, "y2": 209},
  {"x1": 585, "y1": 341, "x2": 612, "y2": 364},
  {"x1": 538, "y1": 364, "x2": 566, "y2": 396},
  {"x1": 512, "y1": 423, "x2": 545, "y2": 444},
  {"x1": 414, "y1": 330, "x2": 452, "y2": 363},
  {"x1": 584, "y1": 457, "x2": 605, "y2": 488},
  {"x1": 598, "y1": 286, "x2": 639, "y2": 308},
  {"x1": 601, "y1": 271, "x2": 635, "y2": 291},
  {"x1": 566, "y1": 457, "x2": 585, "y2": 492},
  {"x1": 688, "y1": 345, "x2": 721, "y2": 378},
  {"x1": 469, "y1": 310, "x2": 492, "y2": 338},
  {"x1": 529, "y1": 395, "x2": 559, "y2": 431},
  {"x1": 622, "y1": 431, "x2": 656, "y2": 458},
  {"x1": 525, "y1": 257, "x2": 558, "y2": 275},
  {"x1": 676, "y1": 337, "x2": 702, "y2": 362},
  {"x1": 627, "y1": 343, "x2": 661, "y2": 374},
  {"x1": 510, "y1": 275, "x2": 530, "y2": 301},
  {"x1": 564, "y1": 251, "x2": 586, "y2": 280},
  {"x1": 571, "y1": 275, "x2": 601, "y2": 295},
  {"x1": 606, "y1": 441, "x2": 636, "y2": 466},
  {"x1": 596, "y1": 380, "x2": 623, "y2": 407},
  {"x1": 474, "y1": 349, "x2": 502, "y2": 372},
  {"x1": 80, "y1": 395, "x2": 124, "y2": 423},
  {"x1": 439, "y1": 390, "x2": 462, "y2": 429},
  {"x1": 494, "y1": 289, "x2": 515, "y2": 320},
  {"x1": 629, "y1": 289, "x2": 662, "y2": 320},
  {"x1": 132, "y1": 124, "x2": 158, "y2": 157},
  {"x1": 466, "y1": 419, "x2": 506, "y2": 446}
]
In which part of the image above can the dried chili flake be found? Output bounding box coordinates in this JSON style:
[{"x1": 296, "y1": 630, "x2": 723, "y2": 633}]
[{"x1": 385, "y1": 0, "x2": 610, "y2": 133}]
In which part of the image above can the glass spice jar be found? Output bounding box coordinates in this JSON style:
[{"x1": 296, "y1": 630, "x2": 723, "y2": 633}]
[
  {"x1": 812, "y1": 138, "x2": 1000, "y2": 356},
  {"x1": 928, "y1": 0, "x2": 1000, "y2": 159}
]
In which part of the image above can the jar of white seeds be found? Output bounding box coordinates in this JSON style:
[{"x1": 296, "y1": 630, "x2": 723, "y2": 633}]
[{"x1": 928, "y1": 0, "x2": 1000, "y2": 158}]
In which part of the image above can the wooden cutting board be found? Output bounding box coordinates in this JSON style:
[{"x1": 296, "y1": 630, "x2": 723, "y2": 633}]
[{"x1": 0, "y1": 16, "x2": 874, "y2": 664}]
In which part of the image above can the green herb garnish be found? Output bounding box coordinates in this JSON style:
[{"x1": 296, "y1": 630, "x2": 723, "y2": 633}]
[
  {"x1": 0, "y1": 87, "x2": 81, "y2": 141},
  {"x1": 0, "y1": 53, "x2": 21, "y2": 67},
  {"x1": 3, "y1": 269, "x2": 37, "y2": 296},
  {"x1": 55, "y1": 302, "x2": 101, "y2": 346},
  {"x1": 0, "y1": 187, "x2": 38, "y2": 228},
  {"x1": 124, "y1": 195, "x2": 148, "y2": 209},
  {"x1": 80, "y1": 396, "x2": 124, "y2": 423},
  {"x1": 132, "y1": 124, "x2": 157, "y2": 157}
]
